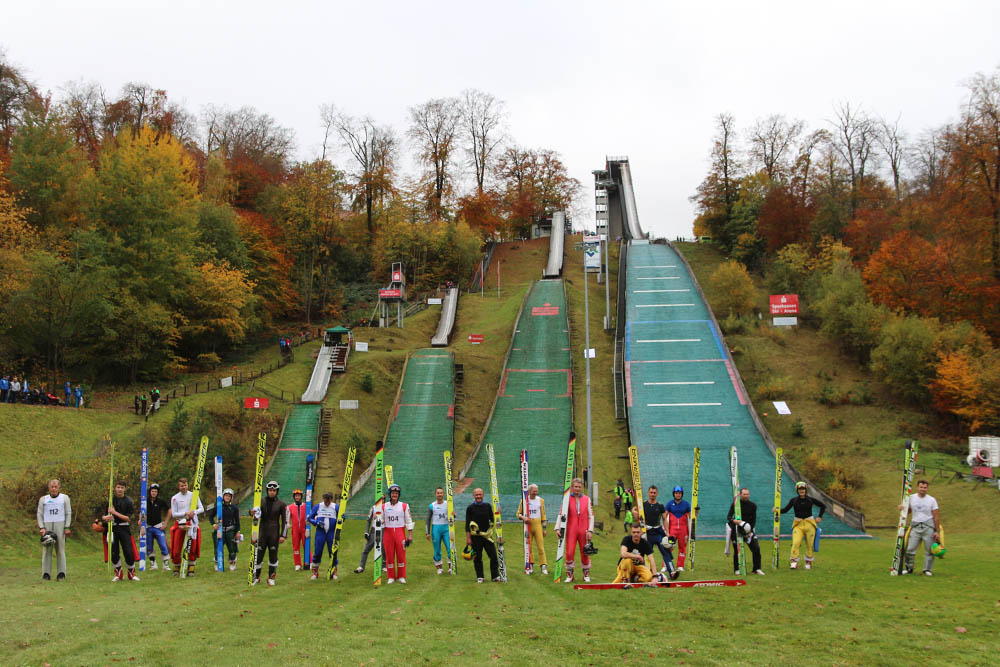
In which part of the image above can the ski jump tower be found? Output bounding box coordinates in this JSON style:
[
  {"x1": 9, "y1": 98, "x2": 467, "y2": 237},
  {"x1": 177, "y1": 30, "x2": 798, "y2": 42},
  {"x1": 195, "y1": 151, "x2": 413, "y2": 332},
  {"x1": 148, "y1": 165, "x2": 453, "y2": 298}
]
[{"x1": 378, "y1": 262, "x2": 407, "y2": 328}]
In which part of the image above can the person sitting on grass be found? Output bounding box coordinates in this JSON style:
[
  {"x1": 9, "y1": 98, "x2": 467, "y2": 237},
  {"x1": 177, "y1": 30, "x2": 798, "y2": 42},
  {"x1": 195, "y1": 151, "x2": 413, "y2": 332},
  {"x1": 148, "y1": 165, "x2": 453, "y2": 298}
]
[{"x1": 613, "y1": 523, "x2": 657, "y2": 588}]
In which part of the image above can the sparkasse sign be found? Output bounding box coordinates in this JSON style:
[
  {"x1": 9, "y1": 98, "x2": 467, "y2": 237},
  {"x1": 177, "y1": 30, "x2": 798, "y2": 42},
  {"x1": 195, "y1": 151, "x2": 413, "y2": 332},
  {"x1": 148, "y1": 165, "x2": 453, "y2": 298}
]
[{"x1": 769, "y1": 294, "x2": 799, "y2": 315}]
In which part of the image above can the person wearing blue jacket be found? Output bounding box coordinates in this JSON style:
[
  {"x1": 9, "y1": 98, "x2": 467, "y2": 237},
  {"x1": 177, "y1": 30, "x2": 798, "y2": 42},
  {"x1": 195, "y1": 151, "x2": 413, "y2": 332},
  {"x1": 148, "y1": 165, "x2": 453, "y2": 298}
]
[
  {"x1": 0, "y1": 376, "x2": 8, "y2": 403},
  {"x1": 308, "y1": 492, "x2": 340, "y2": 580}
]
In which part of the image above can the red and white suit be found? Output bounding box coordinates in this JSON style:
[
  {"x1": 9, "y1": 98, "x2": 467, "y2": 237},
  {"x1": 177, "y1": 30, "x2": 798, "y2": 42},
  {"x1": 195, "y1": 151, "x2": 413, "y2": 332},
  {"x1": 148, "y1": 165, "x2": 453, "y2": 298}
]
[
  {"x1": 287, "y1": 501, "x2": 307, "y2": 568},
  {"x1": 564, "y1": 492, "x2": 594, "y2": 570},
  {"x1": 383, "y1": 500, "x2": 414, "y2": 579}
]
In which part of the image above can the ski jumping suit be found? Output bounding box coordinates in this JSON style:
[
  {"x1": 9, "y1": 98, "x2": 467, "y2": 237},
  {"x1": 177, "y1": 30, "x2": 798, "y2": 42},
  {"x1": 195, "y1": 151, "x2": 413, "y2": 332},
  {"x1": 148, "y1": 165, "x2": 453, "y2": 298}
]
[
  {"x1": 288, "y1": 499, "x2": 307, "y2": 568},
  {"x1": 37, "y1": 492, "x2": 72, "y2": 578},
  {"x1": 357, "y1": 505, "x2": 377, "y2": 570},
  {"x1": 383, "y1": 500, "x2": 413, "y2": 579},
  {"x1": 564, "y1": 492, "x2": 594, "y2": 575},
  {"x1": 465, "y1": 501, "x2": 499, "y2": 580},
  {"x1": 426, "y1": 500, "x2": 451, "y2": 567},
  {"x1": 309, "y1": 500, "x2": 339, "y2": 567},
  {"x1": 613, "y1": 535, "x2": 655, "y2": 584},
  {"x1": 109, "y1": 494, "x2": 139, "y2": 578},
  {"x1": 205, "y1": 501, "x2": 241, "y2": 565},
  {"x1": 516, "y1": 495, "x2": 547, "y2": 566},
  {"x1": 169, "y1": 491, "x2": 204, "y2": 570},
  {"x1": 780, "y1": 495, "x2": 825, "y2": 565},
  {"x1": 254, "y1": 495, "x2": 288, "y2": 581},
  {"x1": 727, "y1": 498, "x2": 762, "y2": 573},
  {"x1": 666, "y1": 498, "x2": 692, "y2": 568},
  {"x1": 145, "y1": 495, "x2": 170, "y2": 566}
]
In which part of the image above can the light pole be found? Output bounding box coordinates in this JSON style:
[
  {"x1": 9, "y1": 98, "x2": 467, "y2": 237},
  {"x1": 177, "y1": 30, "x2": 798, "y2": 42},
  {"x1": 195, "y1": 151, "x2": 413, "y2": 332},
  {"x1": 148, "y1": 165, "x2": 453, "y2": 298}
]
[{"x1": 583, "y1": 242, "x2": 594, "y2": 502}]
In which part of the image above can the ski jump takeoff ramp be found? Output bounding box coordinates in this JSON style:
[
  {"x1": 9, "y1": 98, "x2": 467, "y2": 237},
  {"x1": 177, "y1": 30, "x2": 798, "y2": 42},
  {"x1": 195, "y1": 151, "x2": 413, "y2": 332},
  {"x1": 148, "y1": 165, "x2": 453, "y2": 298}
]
[
  {"x1": 300, "y1": 345, "x2": 335, "y2": 403},
  {"x1": 542, "y1": 211, "x2": 566, "y2": 278},
  {"x1": 455, "y1": 279, "x2": 573, "y2": 519},
  {"x1": 624, "y1": 240, "x2": 865, "y2": 537},
  {"x1": 430, "y1": 287, "x2": 459, "y2": 347},
  {"x1": 348, "y1": 349, "x2": 455, "y2": 517}
]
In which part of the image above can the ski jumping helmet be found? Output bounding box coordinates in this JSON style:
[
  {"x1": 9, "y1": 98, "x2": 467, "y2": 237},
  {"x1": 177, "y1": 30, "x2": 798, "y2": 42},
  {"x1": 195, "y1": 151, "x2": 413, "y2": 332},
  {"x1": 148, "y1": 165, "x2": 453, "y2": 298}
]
[
  {"x1": 796, "y1": 482, "x2": 808, "y2": 491},
  {"x1": 40, "y1": 531, "x2": 56, "y2": 546},
  {"x1": 388, "y1": 484, "x2": 401, "y2": 498},
  {"x1": 266, "y1": 481, "x2": 279, "y2": 491},
  {"x1": 930, "y1": 542, "x2": 947, "y2": 558},
  {"x1": 462, "y1": 545, "x2": 473, "y2": 561},
  {"x1": 673, "y1": 485, "x2": 683, "y2": 494},
  {"x1": 292, "y1": 489, "x2": 303, "y2": 496},
  {"x1": 223, "y1": 488, "x2": 234, "y2": 497},
  {"x1": 661, "y1": 535, "x2": 678, "y2": 549},
  {"x1": 583, "y1": 541, "x2": 599, "y2": 555},
  {"x1": 149, "y1": 483, "x2": 160, "y2": 491}
]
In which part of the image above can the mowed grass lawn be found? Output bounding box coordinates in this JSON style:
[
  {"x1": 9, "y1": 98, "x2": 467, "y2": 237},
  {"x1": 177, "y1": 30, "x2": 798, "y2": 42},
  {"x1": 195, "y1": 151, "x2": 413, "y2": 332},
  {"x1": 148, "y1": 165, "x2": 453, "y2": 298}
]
[{"x1": 1, "y1": 525, "x2": 996, "y2": 666}]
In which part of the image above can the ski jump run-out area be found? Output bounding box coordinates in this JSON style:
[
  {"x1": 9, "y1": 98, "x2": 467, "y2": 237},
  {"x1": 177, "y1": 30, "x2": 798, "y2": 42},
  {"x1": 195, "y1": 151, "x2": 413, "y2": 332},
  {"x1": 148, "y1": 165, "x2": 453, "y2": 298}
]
[
  {"x1": 347, "y1": 349, "x2": 456, "y2": 518},
  {"x1": 454, "y1": 278, "x2": 573, "y2": 520},
  {"x1": 624, "y1": 240, "x2": 863, "y2": 537}
]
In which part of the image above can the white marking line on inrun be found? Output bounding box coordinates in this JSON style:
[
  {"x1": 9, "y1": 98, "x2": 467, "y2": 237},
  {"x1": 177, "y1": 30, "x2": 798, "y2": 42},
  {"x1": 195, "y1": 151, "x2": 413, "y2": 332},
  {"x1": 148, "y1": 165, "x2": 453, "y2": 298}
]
[
  {"x1": 636, "y1": 304, "x2": 695, "y2": 308},
  {"x1": 635, "y1": 339, "x2": 701, "y2": 343},
  {"x1": 633, "y1": 289, "x2": 690, "y2": 293},
  {"x1": 634, "y1": 277, "x2": 680, "y2": 280},
  {"x1": 648, "y1": 402, "x2": 722, "y2": 407},
  {"x1": 635, "y1": 265, "x2": 676, "y2": 268},
  {"x1": 644, "y1": 381, "x2": 715, "y2": 385}
]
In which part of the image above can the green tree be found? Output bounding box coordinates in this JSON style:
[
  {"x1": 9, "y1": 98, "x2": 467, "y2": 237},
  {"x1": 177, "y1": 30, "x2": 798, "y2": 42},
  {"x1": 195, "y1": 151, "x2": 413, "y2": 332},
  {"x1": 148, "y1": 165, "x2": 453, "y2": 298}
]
[
  {"x1": 708, "y1": 259, "x2": 757, "y2": 318},
  {"x1": 814, "y1": 259, "x2": 888, "y2": 363},
  {"x1": 870, "y1": 314, "x2": 939, "y2": 402}
]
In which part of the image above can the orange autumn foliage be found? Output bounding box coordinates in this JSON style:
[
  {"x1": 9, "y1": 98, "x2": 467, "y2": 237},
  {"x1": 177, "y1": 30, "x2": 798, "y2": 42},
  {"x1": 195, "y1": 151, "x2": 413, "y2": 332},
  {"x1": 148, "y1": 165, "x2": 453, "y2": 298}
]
[{"x1": 931, "y1": 350, "x2": 1000, "y2": 433}]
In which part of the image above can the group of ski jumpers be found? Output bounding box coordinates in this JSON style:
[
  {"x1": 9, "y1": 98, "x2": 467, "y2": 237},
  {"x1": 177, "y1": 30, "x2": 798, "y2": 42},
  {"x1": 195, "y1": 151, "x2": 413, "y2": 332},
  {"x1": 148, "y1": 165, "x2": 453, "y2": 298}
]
[{"x1": 37, "y1": 474, "x2": 944, "y2": 585}]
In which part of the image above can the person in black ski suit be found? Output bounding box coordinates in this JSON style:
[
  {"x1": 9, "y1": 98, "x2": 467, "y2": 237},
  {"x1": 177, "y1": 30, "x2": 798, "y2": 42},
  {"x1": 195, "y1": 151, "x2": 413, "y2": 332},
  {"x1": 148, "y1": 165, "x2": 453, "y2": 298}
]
[
  {"x1": 251, "y1": 481, "x2": 288, "y2": 585},
  {"x1": 206, "y1": 488, "x2": 242, "y2": 571},
  {"x1": 103, "y1": 480, "x2": 139, "y2": 582}
]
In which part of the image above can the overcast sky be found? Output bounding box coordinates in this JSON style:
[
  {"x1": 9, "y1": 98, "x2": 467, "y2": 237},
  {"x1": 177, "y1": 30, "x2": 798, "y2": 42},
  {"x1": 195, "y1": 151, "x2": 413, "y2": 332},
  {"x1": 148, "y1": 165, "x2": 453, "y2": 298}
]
[{"x1": 5, "y1": 0, "x2": 1000, "y2": 239}]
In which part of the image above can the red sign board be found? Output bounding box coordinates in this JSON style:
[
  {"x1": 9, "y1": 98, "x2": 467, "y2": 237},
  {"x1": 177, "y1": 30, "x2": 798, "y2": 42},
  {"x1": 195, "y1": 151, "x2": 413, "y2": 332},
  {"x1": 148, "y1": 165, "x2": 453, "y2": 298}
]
[
  {"x1": 379, "y1": 288, "x2": 402, "y2": 299},
  {"x1": 468, "y1": 334, "x2": 484, "y2": 344},
  {"x1": 769, "y1": 294, "x2": 799, "y2": 315},
  {"x1": 391, "y1": 270, "x2": 402, "y2": 282},
  {"x1": 244, "y1": 397, "x2": 269, "y2": 410}
]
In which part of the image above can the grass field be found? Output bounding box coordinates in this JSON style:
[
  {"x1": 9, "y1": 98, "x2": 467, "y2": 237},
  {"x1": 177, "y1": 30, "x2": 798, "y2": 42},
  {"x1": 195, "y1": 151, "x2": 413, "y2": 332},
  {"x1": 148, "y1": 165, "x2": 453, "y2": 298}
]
[{"x1": 1, "y1": 525, "x2": 995, "y2": 666}]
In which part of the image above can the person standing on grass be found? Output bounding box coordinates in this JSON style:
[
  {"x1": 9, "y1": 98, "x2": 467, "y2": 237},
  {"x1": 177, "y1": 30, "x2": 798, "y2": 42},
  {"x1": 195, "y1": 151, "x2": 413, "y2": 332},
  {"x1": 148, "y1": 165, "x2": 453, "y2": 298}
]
[
  {"x1": 465, "y1": 487, "x2": 500, "y2": 583},
  {"x1": 665, "y1": 485, "x2": 692, "y2": 572},
  {"x1": 612, "y1": 478, "x2": 626, "y2": 520},
  {"x1": 251, "y1": 481, "x2": 288, "y2": 586},
  {"x1": 426, "y1": 487, "x2": 452, "y2": 575},
  {"x1": 205, "y1": 488, "x2": 241, "y2": 571},
  {"x1": 383, "y1": 484, "x2": 414, "y2": 584},
  {"x1": 65, "y1": 381, "x2": 72, "y2": 406},
  {"x1": 559, "y1": 478, "x2": 594, "y2": 583},
  {"x1": 140, "y1": 394, "x2": 147, "y2": 416},
  {"x1": 623, "y1": 505, "x2": 634, "y2": 533},
  {"x1": 11, "y1": 377, "x2": 20, "y2": 402},
  {"x1": 169, "y1": 478, "x2": 204, "y2": 576},
  {"x1": 37, "y1": 479, "x2": 72, "y2": 581},
  {"x1": 145, "y1": 483, "x2": 171, "y2": 571},
  {"x1": 779, "y1": 481, "x2": 825, "y2": 570},
  {"x1": 613, "y1": 523, "x2": 657, "y2": 587},
  {"x1": 516, "y1": 483, "x2": 548, "y2": 575},
  {"x1": 133, "y1": 394, "x2": 140, "y2": 415},
  {"x1": 727, "y1": 487, "x2": 764, "y2": 576},
  {"x1": 901, "y1": 480, "x2": 941, "y2": 576},
  {"x1": 309, "y1": 492, "x2": 340, "y2": 580},
  {"x1": 354, "y1": 503, "x2": 378, "y2": 574},
  {"x1": 104, "y1": 480, "x2": 139, "y2": 582},
  {"x1": 643, "y1": 485, "x2": 671, "y2": 572},
  {"x1": 0, "y1": 375, "x2": 8, "y2": 402},
  {"x1": 73, "y1": 384, "x2": 83, "y2": 408},
  {"x1": 287, "y1": 489, "x2": 307, "y2": 570}
]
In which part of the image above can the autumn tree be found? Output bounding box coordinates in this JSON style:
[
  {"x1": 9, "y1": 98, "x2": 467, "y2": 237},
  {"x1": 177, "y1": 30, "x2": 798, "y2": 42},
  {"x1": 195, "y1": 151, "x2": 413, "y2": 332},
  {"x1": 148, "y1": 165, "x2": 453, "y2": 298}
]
[
  {"x1": 461, "y1": 89, "x2": 506, "y2": 193},
  {"x1": 756, "y1": 184, "x2": 811, "y2": 252},
  {"x1": 748, "y1": 114, "x2": 804, "y2": 181},
  {"x1": 321, "y1": 105, "x2": 396, "y2": 238},
  {"x1": 0, "y1": 49, "x2": 35, "y2": 152},
  {"x1": 408, "y1": 97, "x2": 460, "y2": 220},
  {"x1": 708, "y1": 260, "x2": 756, "y2": 318},
  {"x1": 829, "y1": 102, "x2": 879, "y2": 218},
  {"x1": 691, "y1": 113, "x2": 741, "y2": 249}
]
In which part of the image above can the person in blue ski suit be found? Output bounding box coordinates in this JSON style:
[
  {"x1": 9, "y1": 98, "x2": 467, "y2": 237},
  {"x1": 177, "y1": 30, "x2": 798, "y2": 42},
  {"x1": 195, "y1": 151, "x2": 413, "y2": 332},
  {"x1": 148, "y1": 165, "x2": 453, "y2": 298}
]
[
  {"x1": 309, "y1": 492, "x2": 340, "y2": 579},
  {"x1": 425, "y1": 487, "x2": 452, "y2": 574}
]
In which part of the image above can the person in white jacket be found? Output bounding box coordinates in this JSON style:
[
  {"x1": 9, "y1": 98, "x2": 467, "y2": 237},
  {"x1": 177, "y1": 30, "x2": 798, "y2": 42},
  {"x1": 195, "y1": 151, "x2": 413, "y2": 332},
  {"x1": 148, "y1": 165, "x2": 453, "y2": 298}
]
[
  {"x1": 169, "y1": 478, "x2": 204, "y2": 576},
  {"x1": 37, "y1": 479, "x2": 72, "y2": 580},
  {"x1": 383, "y1": 484, "x2": 414, "y2": 583}
]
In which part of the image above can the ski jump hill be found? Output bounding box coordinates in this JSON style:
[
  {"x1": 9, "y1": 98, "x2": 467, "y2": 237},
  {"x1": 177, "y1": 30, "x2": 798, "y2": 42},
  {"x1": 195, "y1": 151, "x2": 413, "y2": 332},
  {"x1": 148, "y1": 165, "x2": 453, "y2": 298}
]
[
  {"x1": 454, "y1": 277, "x2": 573, "y2": 520},
  {"x1": 605, "y1": 158, "x2": 866, "y2": 537},
  {"x1": 430, "y1": 287, "x2": 459, "y2": 347},
  {"x1": 347, "y1": 349, "x2": 456, "y2": 517},
  {"x1": 542, "y1": 211, "x2": 566, "y2": 278},
  {"x1": 300, "y1": 345, "x2": 335, "y2": 404},
  {"x1": 240, "y1": 404, "x2": 320, "y2": 511}
]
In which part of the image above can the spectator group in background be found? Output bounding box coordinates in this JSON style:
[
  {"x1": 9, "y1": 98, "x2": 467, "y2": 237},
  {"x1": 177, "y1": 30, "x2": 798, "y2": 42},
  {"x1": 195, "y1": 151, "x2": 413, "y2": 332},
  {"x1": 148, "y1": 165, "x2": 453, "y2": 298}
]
[{"x1": 1, "y1": 375, "x2": 83, "y2": 408}]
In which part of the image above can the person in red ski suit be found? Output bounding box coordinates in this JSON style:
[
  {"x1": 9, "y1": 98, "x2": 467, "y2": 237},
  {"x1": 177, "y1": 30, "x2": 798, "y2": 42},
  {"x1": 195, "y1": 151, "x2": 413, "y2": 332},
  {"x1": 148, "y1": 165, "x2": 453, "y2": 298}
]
[
  {"x1": 558, "y1": 478, "x2": 594, "y2": 582},
  {"x1": 287, "y1": 489, "x2": 307, "y2": 570},
  {"x1": 383, "y1": 484, "x2": 414, "y2": 583},
  {"x1": 665, "y1": 486, "x2": 692, "y2": 571}
]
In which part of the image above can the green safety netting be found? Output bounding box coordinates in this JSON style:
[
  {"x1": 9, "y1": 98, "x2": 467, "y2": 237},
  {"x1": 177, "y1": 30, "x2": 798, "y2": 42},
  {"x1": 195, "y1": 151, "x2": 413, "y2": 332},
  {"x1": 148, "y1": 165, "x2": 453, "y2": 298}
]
[
  {"x1": 625, "y1": 241, "x2": 862, "y2": 536},
  {"x1": 455, "y1": 280, "x2": 574, "y2": 521}
]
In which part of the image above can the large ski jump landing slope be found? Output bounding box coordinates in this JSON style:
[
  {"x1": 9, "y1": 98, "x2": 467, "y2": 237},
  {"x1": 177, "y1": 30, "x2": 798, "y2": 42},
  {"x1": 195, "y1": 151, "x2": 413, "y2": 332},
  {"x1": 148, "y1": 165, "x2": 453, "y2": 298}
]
[
  {"x1": 624, "y1": 240, "x2": 862, "y2": 536},
  {"x1": 455, "y1": 279, "x2": 572, "y2": 520},
  {"x1": 240, "y1": 404, "x2": 320, "y2": 511},
  {"x1": 348, "y1": 349, "x2": 455, "y2": 517}
]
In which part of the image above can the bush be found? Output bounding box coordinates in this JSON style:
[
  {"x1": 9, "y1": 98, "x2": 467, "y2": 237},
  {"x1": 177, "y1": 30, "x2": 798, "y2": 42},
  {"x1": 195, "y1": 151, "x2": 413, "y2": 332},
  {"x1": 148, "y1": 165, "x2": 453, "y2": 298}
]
[
  {"x1": 817, "y1": 382, "x2": 838, "y2": 405},
  {"x1": 814, "y1": 260, "x2": 888, "y2": 363},
  {"x1": 791, "y1": 417, "x2": 806, "y2": 437},
  {"x1": 848, "y1": 383, "x2": 874, "y2": 406},
  {"x1": 870, "y1": 314, "x2": 938, "y2": 403},
  {"x1": 708, "y1": 260, "x2": 757, "y2": 318},
  {"x1": 720, "y1": 314, "x2": 751, "y2": 335},
  {"x1": 359, "y1": 372, "x2": 374, "y2": 393},
  {"x1": 800, "y1": 448, "x2": 864, "y2": 504},
  {"x1": 755, "y1": 376, "x2": 791, "y2": 400}
]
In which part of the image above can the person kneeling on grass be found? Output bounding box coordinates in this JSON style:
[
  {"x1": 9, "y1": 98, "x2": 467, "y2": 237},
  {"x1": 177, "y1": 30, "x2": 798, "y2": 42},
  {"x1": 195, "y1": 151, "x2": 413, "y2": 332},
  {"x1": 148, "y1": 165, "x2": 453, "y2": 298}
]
[{"x1": 613, "y1": 523, "x2": 657, "y2": 588}]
